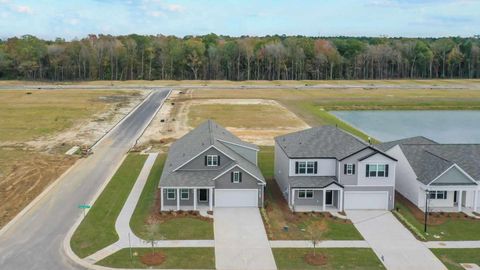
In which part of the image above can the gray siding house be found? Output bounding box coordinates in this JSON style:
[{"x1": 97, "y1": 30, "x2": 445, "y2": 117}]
[
  {"x1": 275, "y1": 126, "x2": 397, "y2": 212},
  {"x1": 378, "y1": 137, "x2": 480, "y2": 213},
  {"x1": 159, "y1": 120, "x2": 265, "y2": 211}
]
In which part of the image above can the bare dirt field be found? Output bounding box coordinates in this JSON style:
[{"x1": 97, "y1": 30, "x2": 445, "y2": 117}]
[{"x1": 0, "y1": 89, "x2": 148, "y2": 228}]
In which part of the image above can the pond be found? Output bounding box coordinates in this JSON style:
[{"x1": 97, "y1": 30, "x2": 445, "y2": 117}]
[{"x1": 331, "y1": 110, "x2": 480, "y2": 143}]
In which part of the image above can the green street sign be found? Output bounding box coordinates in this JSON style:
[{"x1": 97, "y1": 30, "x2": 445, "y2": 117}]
[{"x1": 78, "y1": 204, "x2": 91, "y2": 209}]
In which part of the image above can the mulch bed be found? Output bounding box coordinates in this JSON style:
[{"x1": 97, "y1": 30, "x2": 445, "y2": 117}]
[
  {"x1": 304, "y1": 252, "x2": 328, "y2": 266},
  {"x1": 396, "y1": 192, "x2": 476, "y2": 225},
  {"x1": 140, "y1": 252, "x2": 166, "y2": 266}
]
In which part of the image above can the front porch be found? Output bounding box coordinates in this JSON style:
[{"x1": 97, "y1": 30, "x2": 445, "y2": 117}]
[
  {"x1": 290, "y1": 186, "x2": 344, "y2": 212},
  {"x1": 420, "y1": 187, "x2": 479, "y2": 213},
  {"x1": 160, "y1": 187, "x2": 214, "y2": 211}
]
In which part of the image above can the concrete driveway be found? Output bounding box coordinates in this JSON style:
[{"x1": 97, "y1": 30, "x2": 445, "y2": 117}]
[
  {"x1": 214, "y1": 208, "x2": 277, "y2": 270},
  {"x1": 347, "y1": 210, "x2": 446, "y2": 270}
]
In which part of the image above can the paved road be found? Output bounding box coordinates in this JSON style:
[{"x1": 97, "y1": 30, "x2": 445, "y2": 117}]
[
  {"x1": 347, "y1": 210, "x2": 447, "y2": 270},
  {"x1": 0, "y1": 89, "x2": 170, "y2": 270},
  {"x1": 214, "y1": 208, "x2": 277, "y2": 270}
]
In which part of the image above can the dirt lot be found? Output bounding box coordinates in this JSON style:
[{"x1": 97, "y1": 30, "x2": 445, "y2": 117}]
[{"x1": 0, "y1": 89, "x2": 148, "y2": 228}]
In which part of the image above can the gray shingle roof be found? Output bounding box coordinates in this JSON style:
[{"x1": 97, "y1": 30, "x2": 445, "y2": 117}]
[
  {"x1": 376, "y1": 136, "x2": 437, "y2": 151},
  {"x1": 289, "y1": 176, "x2": 341, "y2": 188},
  {"x1": 159, "y1": 120, "x2": 264, "y2": 187},
  {"x1": 275, "y1": 126, "x2": 369, "y2": 159}
]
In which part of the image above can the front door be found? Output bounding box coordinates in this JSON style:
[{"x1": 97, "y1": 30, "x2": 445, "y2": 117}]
[
  {"x1": 199, "y1": 189, "x2": 208, "y2": 202},
  {"x1": 325, "y1": 190, "x2": 333, "y2": 205}
]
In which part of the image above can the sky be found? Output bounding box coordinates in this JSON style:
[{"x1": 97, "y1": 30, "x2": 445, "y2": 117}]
[{"x1": 0, "y1": 0, "x2": 479, "y2": 40}]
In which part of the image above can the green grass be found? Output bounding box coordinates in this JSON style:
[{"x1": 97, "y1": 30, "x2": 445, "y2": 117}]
[
  {"x1": 431, "y1": 249, "x2": 480, "y2": 270},
  {"x1": 130, "y1": 154, "x2": 214, "y2": 240},
  {"x1": 395, "y1": 200, "x2": 480, "y2": 241},
  {"x1": 272, "y1": 248, "x2": 385, "y2": 270},
  {"x1": 70, "y1": 154, "x2": 148, "y2": 258},
  {"x1": 96, "y1": 248, "x2": 215, "y2": 269},
  {"x1": 259, "y1": 146, "x2": 363, "y2": 240}
]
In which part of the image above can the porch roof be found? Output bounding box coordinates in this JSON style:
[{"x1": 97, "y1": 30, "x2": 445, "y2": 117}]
[{"x1": 289, "y1": 176, "x2": 342, "y2": 188}]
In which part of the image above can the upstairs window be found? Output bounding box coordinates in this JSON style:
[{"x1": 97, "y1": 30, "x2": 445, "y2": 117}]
[
  {"x1": 366, "y1": 164, "x2": 389, "y2": 178},
  {"x1": 295, "y1": 161, "x2": 318, "y2": 175},
  {"x1": 231, "y1": 171, "x2": 242, "y2": 183},
  {"x1": 344, "y1": 164, "x2": 355, "y2": 175},
  {"x1": 205, "y1": 155, "x2": 220, "y2": 166}
]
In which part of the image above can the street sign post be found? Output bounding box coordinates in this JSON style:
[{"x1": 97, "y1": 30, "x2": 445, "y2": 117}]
[{"x1": 78, "y1": 204, "x2": 91, "y2": 217}]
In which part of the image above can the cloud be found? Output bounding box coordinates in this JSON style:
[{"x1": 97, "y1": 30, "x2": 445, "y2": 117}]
[
  {"x1": 14, "y1": 5, "x2": 33, "y2": 14},
  {"x1": 164, "y1": 3, "x2": 183, "y2": 12}
]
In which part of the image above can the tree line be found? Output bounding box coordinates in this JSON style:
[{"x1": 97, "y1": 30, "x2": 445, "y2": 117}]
[{"x1": 0, "y1": 34, "x2": 479, "y2": 81}]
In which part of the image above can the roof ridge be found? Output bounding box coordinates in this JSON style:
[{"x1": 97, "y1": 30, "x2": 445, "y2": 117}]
[
  {"x1": 422, "y1": 149, "x2": 452, "y2": 164},
  {"x1": 208, "y1": 119, "x2": 214, "y2": 145}
]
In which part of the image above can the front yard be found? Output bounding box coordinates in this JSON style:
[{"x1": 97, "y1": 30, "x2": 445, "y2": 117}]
[
  {"x1": 272, "y1": 248, "x2": 385, "y2": 270},
  {"x1": 96, "y1": 247, "x2": 215, "y2": 269},
  {"x1": 259, "y1": 147, "x2": 363, "y2": 240},
  {"x1": 431, "y1": 249, "x2": 480, "y2": 270},
  {"x1": 394, "y1": 194, "x2": 480, "y2": 241},
  {"x1": 130, "y1": 153, "x2": 214, "y2": 240}
]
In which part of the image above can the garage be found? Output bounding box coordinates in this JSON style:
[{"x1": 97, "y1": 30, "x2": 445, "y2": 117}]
[
  {"x1": 344, "y1": 191, "x2": 388, "y2": 210},
  {"x1": 215, "y1": 189, "x2": 258, "y2": 207}
]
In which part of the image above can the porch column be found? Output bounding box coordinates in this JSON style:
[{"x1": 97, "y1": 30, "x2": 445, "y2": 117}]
[
  {"x1": 209, "y1": 187, "x2": 213, "y2": 211},
  {"x1": 322, "y1": 189, "x2": 326, "y2": 212},
  {"x1": 177, "y1": 188, "x2": 180, "y2": 211},
  {"x1": 291, "y1": 189, "x2": 295, "y2": 207},
  {"x1": 458, "y1": 190, "x2": 463, "y2": 212},
  {"x1": 339, "y1": 190, "x2": 344, "y2": 211},
  {"x1": 160, "y1": 188, "x2": 164, "y2": 211},
  {"x1": 474, "y1": 190, "x2": 478, "y2": 212},
  {"x1": 193, "y1": 188, "x2": 197, "y2": 211}
]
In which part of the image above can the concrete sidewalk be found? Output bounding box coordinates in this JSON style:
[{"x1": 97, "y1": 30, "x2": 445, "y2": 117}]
[
  {"x1": 426, "y1": 241, "x2": 480, "y2": 248},
  {"x1": 270, "y1": 240, "x2": 369, "y2": 248},
  {"x1": 347, "y1": 210, "x2": 447, "y2": 270}
]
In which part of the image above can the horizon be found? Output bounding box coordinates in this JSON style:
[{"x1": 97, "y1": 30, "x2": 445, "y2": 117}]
[{"x1": 1, "y1": 0, "x2": 479, "y2": 40}]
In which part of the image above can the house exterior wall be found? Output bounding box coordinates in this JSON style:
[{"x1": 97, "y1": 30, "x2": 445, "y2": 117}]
[
  {"x1": 343, "y1": 185, "x2": 395, "y2": 210},
  {"x1": 386, "y1": 145, "x2": 420, "y2": 207},
  {"x1": 221, "y1": 142, "x2": 257, "y2": 164},
  {"x1": 291, "y1": 189, "x2": 324, "y2": 206},
  {"x1": 418, "y1": 190, "x2": 455, "y2": 208},
  {"x1": 179, "y1": 147, "x2": 233, "y2": 170},
  {"x1": 215, "y1": 166, "x2": 263, "y2": 207},
  {"x1": 433, "y1": 166, "x2": 475, "y2": 185},
  {"x1": 338, "y1": 148, "x2": 375, "y2": 185},
  {"x1": 357, "y1": 153, "x2": 396, "y2": 187},
  {"x1": 288, "y1": 158, "x2": 336, "y2": 177},
  {"x1": 274, "y1": 143, "x2": 291, "y2": 199}
]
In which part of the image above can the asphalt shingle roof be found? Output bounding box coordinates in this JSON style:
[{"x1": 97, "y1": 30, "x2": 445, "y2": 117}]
[
  {"x1": 289, "y1": 176, "x2": 341, "y2": 188},
  {"x1": 275, "y1": 126, "x2": 369, "y2": 159},
  {"x1": 376, "y1": 136, "x2": 437, "y2": 151},
  {"x1": 159, "y1": 120, "x2": 264, "y2": 187}
]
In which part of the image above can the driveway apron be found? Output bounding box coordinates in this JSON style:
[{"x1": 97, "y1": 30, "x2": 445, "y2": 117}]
[
  {"x1": 214, "y1": 208, "x2": 277, "y2": 270},
  {"x1": 347, "y1": 210, "x2": 447, "y2": 270}
]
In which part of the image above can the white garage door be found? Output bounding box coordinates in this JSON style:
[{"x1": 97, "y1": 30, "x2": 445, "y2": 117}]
[
  {"x1": 215, "y1": 189, "x2": 258, "y2": 207},
  {"x1": 344, "y1": 191, "x2": 388, "y2": 210}
]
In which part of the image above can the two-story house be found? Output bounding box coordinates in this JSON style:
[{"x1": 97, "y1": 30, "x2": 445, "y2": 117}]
[
  {"x1": 274, "y1": 126, "x2": 397, "y2": 212},
  {"x1": 159, "y1": 119, "x2": 266, "y2": 211}
]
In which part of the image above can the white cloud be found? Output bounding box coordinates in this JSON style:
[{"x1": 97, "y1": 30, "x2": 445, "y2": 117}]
[
  {"x1": 14, "y1": 5, "x2": 33, "y2": 14},
  {"x1": 164, "y1": 4, "x2": 184, "y2": 12}
]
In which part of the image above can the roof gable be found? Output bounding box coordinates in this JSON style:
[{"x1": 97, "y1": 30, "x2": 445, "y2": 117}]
[{"x1": 430, "y1": 165, "x2": 477, "y2": 186}]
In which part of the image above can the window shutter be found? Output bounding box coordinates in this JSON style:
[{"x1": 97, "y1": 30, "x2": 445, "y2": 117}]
[
  {"x1": 344, "y1": 164, "x2": 347, "y2": 174},
  {"x1": 231, "y1": 171, "x2": 234, "y2": 182},
  {"x1": 352, "y1": 164, "x2": 356, "y2": 174},
  {"x1": 218, "y1": 155, "x2": 221, "y2": 166},
  {"x1": 366, "y1": 164, "x2": 369, "y2": 177},
  {"x1": 295, "y1": 162, "x2": 299, "y2": 174},
  {"x1": 314, "y1": 162, "x2": 318, "y2": 174},
  {"x1": 239, "y1": 172, "x2": 242, "y2": 182},
  {"x1": 385, "y1": 165, "x2": 389, "y2": 177},
  {"x1": 205, "y1": 156, "x2": 207, "y2": 166}
]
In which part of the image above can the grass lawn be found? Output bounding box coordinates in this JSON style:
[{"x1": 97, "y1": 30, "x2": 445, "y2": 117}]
[
  {"x1": 130, "y1": 154, "x2": 214, "y2": 240},
  {"x1": 394, "y1": 196, "x2": 480, "y2": 241},
  {"x1": 96, "y1": 247, "x2": 215, "y2": 269},
  {"x1": 71, "y1": 154, "x2": 148, "y2": 258},
  {"x1": 273, "y1": 248, "x2": 385, "y2": 270},
  {"x1": 259, "y1": 146, "x2": 363, "y2": 240},
  {"x1": 431, "y1": 249, "x2": 480, "y2": 270}
]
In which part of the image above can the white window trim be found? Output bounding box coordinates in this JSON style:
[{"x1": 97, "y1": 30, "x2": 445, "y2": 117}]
[
  {"x1": 296, "y1": 161, "x2": 316, "y2": 175},
  {"x1": 346, "y1": 164, "x2": 354, "y2": 175},
  {"x1": 207, "y1": 155, "x2": 219, "y2": 167},
  {"x1": 298, "y1": 189, "x2": 314, "y2": 199},
  {"x1": 180, "y1": 189, "x2": 189, "y2": 200},
  {"x1": 232, "y1": 171, "x2": 241, "y2": 183},
  {"x1": 367, "y1": 163, "x2": 388, "y2": 178},
  {"x1": 166, "y1": 189, "x2": 176, "y2": 200},
  {"x1": 429, "y1": 190, "x2": 447, "y2": 200}
]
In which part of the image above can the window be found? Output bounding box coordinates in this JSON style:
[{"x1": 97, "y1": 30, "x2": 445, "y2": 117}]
[
  {"x1": 298, "y1": 189, "x2": 314, "y2": 199},
  {"x1": 429, "y1": 191, "x2": 447, "y2": 200},
  {"x1": 232, "y1": 171, "x2": 241, "y2": 183},
  {"x1": 206, "y1": 155, "x2": 219, "y2": 166},
  {"x1": 295, "y1": 161, "x2": 317, "y2": 175},
  {"x1": 345, "y1": 164, "x2": 355, "y2": 175},
  {"x1": 366, "y1": 164, "x2": 389, "y2": 178},
  {"x1": 166, "y1": 189, "x2": 176, "y2": 200},
  {"x1": 180, "y1": 189, "x2": 189, "y2": 200}
]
